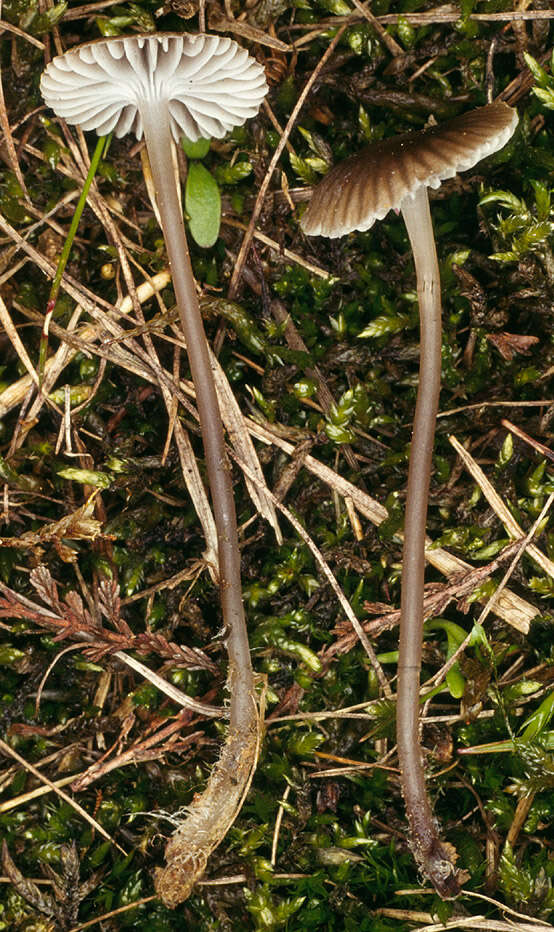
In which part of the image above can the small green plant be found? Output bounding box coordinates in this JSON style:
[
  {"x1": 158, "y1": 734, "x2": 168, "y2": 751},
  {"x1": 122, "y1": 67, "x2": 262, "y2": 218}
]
[
  {"x1": 181, "y1": 137, "x2": 222, "y2": 248},
  {"x1": 524, "y1": 50, "x2": 554, "y2": 111},
  {"x1": 290, "y1": 126, "x2": 332, "y2": 183},
  {"x1": 480, "y1": 181, "x2": 553, "y2": 264}
]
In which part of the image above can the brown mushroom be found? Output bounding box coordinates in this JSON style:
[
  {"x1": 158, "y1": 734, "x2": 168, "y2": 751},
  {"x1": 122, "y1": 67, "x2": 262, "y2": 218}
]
[{"x1": 301, "y1": 101, "x2": 518, "y2": 898}]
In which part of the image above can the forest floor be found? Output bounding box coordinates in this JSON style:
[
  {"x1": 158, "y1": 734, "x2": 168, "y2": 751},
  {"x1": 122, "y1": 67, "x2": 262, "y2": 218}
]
[{"x1": 0, "y1": 2, "x2": 553, "y2": 930}]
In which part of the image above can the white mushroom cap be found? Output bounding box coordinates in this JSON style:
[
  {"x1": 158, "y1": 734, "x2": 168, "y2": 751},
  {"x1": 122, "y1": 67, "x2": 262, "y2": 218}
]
[
  {"x1": 301, "y1": 101, "x2": 518, "y2": 238},
  {"x1": 40, "y1": 33, "x2": 268, "y2": 142}
]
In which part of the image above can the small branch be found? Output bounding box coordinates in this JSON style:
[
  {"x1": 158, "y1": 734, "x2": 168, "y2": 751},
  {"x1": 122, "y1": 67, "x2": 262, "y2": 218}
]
[
  {"x1": 228, "y1": 25, "x2": 347, "y2": 298},
  {"x1": 0, "y1": 738, "x2": 125, "y2": 854}
]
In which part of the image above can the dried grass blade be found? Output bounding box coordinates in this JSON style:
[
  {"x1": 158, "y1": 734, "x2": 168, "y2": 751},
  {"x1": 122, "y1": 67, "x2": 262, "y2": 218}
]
[
  {"x1": 0, "y1": 68, "x2": 29, "y2": 198},
  {"x1": 249, "y1": 420, "x2": 536, "y2": 633},
  {"x1": 0, "y1": 294, "x2": 38, "y2": 387},
  {"x1": 449, "y1": 434, "x2": 554, "y2": 579},
  {"x1": 209, "y1": 348, "x2": 281, "y2": 542},
  {"x1": 0, "y1": 737, "x2": 125, "y2": 854}
]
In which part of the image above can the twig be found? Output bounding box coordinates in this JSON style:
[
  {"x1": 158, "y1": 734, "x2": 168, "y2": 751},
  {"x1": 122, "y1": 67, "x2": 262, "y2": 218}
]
[
  {"x1": 0, "y1": 774, "x2": 78, "y2": 814},
  {"x1": 0, "y1": 56, "x2": 30, "y2": 198},
  {"x1": 449, "y1": 434, "x2": 554, "y2": 579},
  {"x1": 207, "y1": 13, "x2": 292, "y2": 51},
  {"x1": 60, "y1": 0, "x2": 122, "y2": 20},
  {"x1": 222, "y1": 216, "x2": 330, "y2": 279},
  {"x1": 0, "y1": 738, "x2": 125, "y2": 854},
  {"x1": 270, "y1": 784, "x2": 291, "y2": 866},
  {"x1": 0, "y1": 19, "x2": 45, "y2": 48},
  {"x1": 502, "y1": 418, "x2": 554, "y2": 464},
  {"x1": 350, "y1": 0, "x2": 403, "y2": 56},
  {"x1": 0, "y1": 294, "x2": 39, "y2": 388},
  {"x1": 439, "y1": 400, "x2": 554, "y2": 417},
  {"x1": 228, "y1": 25, "x2": 347, "y2": 298}
]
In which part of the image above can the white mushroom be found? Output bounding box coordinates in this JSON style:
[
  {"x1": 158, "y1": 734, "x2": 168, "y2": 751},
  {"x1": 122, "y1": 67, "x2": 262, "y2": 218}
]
[{"x1": 41, "y1": 32, "x2": 268, "y2": 907}]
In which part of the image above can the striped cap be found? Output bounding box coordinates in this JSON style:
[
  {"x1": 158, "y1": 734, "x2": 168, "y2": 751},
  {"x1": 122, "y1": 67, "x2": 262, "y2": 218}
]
[{"x1": 301, "y1": 101, "x2": 518, "y2": 238}]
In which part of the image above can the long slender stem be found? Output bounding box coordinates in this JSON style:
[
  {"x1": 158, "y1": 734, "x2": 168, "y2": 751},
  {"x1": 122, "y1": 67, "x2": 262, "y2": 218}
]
[
  {"x1": 140, "y1": 106, "x2": 258, "y2": 906},
  {"x1": 398, "y1": 187, "x2": 460, "y2": 899},
  {"x1": 141, "y1": 107, "x2": 254, "y2": 730}
]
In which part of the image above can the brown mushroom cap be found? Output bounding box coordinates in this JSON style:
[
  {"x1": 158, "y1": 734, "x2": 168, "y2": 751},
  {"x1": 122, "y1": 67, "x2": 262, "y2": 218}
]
[{"x1": 301, "y1": 101, "x2": 518, "y2": 238}]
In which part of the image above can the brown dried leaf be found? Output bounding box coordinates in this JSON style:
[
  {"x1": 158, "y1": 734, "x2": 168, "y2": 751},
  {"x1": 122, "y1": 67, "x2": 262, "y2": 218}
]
[
  {"x1": 63, "y1": 590, "x2": 93, "y2": 629},
  {"x1": 1, "y1": 840, "x2": 59, "y2": 920},
  {"x1": 487, "y1": 331, "x2": 540, "y2": 361},
  {"x1": 134, "y1": 632, "x2": 217, "y2": 672},
  {"x1": 37, "y1": 494, "x2": 102, "y2": 542},
  {"x1": 98, "y1": 578, "x2": 122, "y2": 625},
  {"x1": 0, "y1": 497, "x2": 104, "y2": 561},
  {"x1": 30, "y1": 565, "x2": 62, "y2": 612}
]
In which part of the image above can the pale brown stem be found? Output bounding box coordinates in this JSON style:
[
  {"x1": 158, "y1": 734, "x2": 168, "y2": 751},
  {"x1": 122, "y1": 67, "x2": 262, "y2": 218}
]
[
  {"x1": 141, "y1": 105, "x2": 257, "y2": 905},
  {"x1": 397, "y1": 187, "x2": 461, "y2": 899},
  {"x1": 141, "y1": 107, "x2": 254, "y2": 730}
]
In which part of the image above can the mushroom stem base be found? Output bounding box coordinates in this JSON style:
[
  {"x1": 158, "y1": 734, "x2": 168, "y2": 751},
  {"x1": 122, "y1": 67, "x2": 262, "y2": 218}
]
[{"x1": 141, "y1": 104, "x2": 258, "y2": 905}]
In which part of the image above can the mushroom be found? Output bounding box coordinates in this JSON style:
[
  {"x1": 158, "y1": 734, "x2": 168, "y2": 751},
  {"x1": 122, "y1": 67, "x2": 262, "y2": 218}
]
[
  {"x1": 301, "y1": 101, "x2": 518, "y2": 898},
  {"x1": 41, "y1": 33, "x2": 267, "y2": 905}
]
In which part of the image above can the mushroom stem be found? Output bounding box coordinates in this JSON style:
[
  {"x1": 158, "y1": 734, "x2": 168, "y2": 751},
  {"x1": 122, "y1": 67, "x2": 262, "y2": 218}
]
[
  {"x1": 40, "y1": 33, "x2": 268, "y2": 905},
  {"x1": 397, "y1": 187, "x2": 460, "y2": 898},
  {"x1": 141, "y1": 106, "x2": 258, "y2": 905},
  {"x1": 141, "y1": 105, "x2": 254, "y2": 730}
]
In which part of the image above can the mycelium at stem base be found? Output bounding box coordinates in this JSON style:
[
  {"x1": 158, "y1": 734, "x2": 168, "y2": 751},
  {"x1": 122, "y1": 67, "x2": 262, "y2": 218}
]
[{"x1": 141, "y1": 105, "x2": 258, "y2": 907}]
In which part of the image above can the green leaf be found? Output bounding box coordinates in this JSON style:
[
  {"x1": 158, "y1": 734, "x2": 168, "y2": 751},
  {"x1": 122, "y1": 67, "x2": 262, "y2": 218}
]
[
  {"x1": 397, "y1": 14, "x2": 415, "y2": 48},
  {"x1": 480, "y1": 190, "x2": 526, "y2": 212},
  {"x1": 30, "y1": 1, "x2": 67, "y2": 33},
  {"x1": 305, "y1": 155, "x2": 331, "y2": 174},
  {"x1": 498, "y1": 432, "x2": 513, "y2": 468},
  {"x1": 425, "y1": 619, "x2": 467, "y2": 699},
  {"x1": 57, "y1": 467, "x2": 112, "y2": 489},
  {"x1": 0, "y1": 645, "x2": 26, "y2": 666},
  {"x1": 358, "y1": 313, "x2": 409, "y2": 339},
  {"x1": 125, "y1": 2, "x2": 155, "y2": 32},
  {"x1": 278, "y1": 637, "x2": 322, "y2": 671},
  {"x1": 214, "y1": 160, "x2": 252, "y2": 185},
  {"x1": 447, "y1": 248, "x2": 471, "y2": 269},
  {"x1": 297, "y1": 126, "x2": 332, "y2": 164},
  {"x1": 95, "y1": 14, "x2": 133, "y2": 36},
  {"x1": 521, "y1": 691, "x2": 554, "y2": 742},
  {"x1": 472, "y1": 538, "x2": 511, "y2": 560},
  {"x1": 181, "y1": 137, "x2": 211, "y2": 159},
  {"x1": 530, "y1": 180, "x2": 551, "y2": 221},
  {"x1": 358, "y1": 104, "x2": 372, "y2": 141},
  {"x1": 320, "y1": 0, "x2": 350, "y2": 14},
  {"x1": 346, "y1": 24, "x2": 371, "y2": 57},
  {"x1": 532, "y1": 86, "x2": 554, "y2": 110},
  {"x1": 490, "y1": 250, "x2": 519, "y2": 263},
  {"x1": 325, "y1": 423, "x2": 355, "y2": 444},
  {"x1": 44, "y1": 139, "x2": 62, "y2": 170},
  {"x1": 289, "y1": 152, "x2": 318, "y2": 184},
  {"x1": 523, "y1": 51, "x2": 550, "y2": 88},
  {"x1": 185, "y1": 162, "x2": 221, "y2": 248},
  {"x1": 201, "y1": 296, "x2": 267, "y2": 356}
]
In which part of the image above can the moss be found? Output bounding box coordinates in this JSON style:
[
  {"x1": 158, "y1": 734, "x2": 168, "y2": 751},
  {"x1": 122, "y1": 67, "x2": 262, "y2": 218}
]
[{"x1": 0, "y1": 1, "x2": 553, "y2": 928}]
